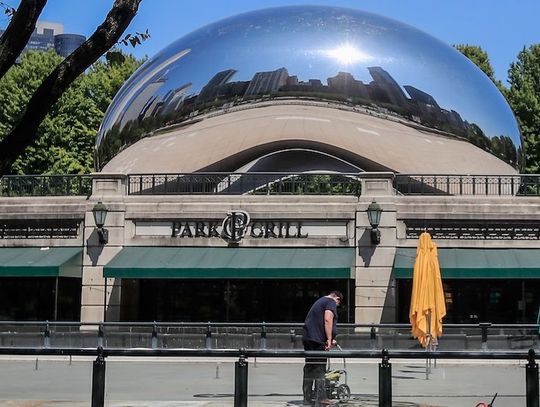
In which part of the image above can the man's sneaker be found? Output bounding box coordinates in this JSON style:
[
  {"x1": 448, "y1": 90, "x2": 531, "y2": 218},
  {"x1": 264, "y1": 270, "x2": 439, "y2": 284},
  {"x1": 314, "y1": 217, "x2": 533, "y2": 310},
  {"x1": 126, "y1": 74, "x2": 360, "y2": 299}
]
[{"x1": 319, "y1": 399, "x2": 337, "y2": 405}]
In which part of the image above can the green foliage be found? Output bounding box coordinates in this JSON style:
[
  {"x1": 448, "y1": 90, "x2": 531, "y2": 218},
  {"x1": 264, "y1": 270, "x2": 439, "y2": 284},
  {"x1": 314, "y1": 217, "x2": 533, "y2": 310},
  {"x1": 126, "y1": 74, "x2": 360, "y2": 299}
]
[
  {"x1": 0, "y1": 50, "x2": 142, "y2": 174},
  {"x1": 119, "y1": 29, "x2": 150, "y2": 48},
  {"x1": 507, "y1": 45, "x2": 540, "y2": 174}
]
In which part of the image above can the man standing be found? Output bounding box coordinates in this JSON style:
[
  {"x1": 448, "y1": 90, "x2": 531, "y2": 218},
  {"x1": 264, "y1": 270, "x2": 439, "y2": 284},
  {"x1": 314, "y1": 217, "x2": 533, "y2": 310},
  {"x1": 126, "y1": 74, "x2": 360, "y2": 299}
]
[{"x1": 302, "y1": 290, "x2": 344, "y2": 405}]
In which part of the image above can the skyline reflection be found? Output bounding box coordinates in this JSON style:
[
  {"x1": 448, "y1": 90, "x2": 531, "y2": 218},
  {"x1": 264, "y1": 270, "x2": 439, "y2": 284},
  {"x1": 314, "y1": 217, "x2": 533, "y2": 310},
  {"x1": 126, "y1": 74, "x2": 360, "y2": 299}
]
[{"x1": 96, "y1": 6, "x2": 522, "y2": 171}]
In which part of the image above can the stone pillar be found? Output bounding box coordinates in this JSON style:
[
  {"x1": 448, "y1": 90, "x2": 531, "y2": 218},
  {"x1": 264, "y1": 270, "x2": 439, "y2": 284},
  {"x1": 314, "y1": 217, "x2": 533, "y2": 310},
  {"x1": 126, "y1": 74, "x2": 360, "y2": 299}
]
[
  {"x1": 355, "y1": 173, "x2": 397, "y2": 324},
  {"x1": 80, "y1": 173, "x2": 126, "y2": 324}
]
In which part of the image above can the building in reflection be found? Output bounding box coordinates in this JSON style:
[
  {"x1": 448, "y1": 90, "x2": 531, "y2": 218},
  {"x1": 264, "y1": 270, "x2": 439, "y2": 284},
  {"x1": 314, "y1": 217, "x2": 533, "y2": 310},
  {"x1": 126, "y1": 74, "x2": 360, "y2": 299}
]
[
  {"x1": 367, "y1": 66, "x2": 409, "y2": 108},
  {"x1": 118, "y1": 76, "x2": 167, "y2": 131},
  {"x1": 327, "y1": 72, "x2": 370, "y2": 99},
  {"x1": 197, "y1": 70, "x2": 238, "y2": 103},
  {"x1": 161, "y1": 83, "x2": 193, "y2": 115},
  {"x1": 245, "y1": 67, "x2": 289, "y2": 96}
]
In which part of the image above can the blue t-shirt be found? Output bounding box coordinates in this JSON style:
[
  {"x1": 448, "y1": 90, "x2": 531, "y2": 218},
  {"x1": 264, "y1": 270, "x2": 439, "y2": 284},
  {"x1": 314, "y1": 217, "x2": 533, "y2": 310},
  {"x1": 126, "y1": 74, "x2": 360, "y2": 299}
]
[{"x1": 303, "y1": 296, "x2": 338, "y2": 344}]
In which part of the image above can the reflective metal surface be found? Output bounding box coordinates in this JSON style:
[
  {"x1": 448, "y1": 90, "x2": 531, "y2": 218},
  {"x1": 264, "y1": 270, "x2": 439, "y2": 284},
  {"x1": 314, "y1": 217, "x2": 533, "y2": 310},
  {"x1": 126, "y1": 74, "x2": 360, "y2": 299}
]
[{"x1": 96, "y1": 6, "x2": 521, "y2": 171}]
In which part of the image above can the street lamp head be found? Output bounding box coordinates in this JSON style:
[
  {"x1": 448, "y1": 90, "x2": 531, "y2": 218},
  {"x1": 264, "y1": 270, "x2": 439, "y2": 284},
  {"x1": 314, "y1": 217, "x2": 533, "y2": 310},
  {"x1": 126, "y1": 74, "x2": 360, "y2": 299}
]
[
  {"x1": 367, "y1": 201, "x2": 382, "y2": 229},
  {"x1": 367, "y1": 201, "x2": 382, "y2": 245},
  {"x1": 92, "y1": 202, "x2": 108, "y2": 228},
  {"x1": 92, "y1": 202, "x2": 109, "y2": 244}
]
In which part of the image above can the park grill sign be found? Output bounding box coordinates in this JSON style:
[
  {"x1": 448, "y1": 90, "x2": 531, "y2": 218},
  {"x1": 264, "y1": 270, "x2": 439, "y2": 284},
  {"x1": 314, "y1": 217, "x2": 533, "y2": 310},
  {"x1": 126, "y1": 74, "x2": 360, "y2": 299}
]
[
  {"x1": 135, "y1": 212, "x2": 348, "y2": 242},
  {"x1": 173, "y1": 214, "x2": 308, "y2": 241}
]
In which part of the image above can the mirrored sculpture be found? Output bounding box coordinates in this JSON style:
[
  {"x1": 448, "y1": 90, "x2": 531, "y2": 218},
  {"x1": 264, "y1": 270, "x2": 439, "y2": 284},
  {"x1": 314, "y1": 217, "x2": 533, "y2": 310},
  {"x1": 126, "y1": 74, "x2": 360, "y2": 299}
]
[{"x1": 96, "y1": 6, "x2": 522, "y2": 174}]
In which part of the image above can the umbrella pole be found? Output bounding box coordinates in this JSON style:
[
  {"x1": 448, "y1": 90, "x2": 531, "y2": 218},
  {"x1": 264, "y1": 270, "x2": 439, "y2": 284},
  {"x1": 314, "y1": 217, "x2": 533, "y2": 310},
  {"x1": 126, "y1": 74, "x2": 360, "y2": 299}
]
[{"x1": 426, "y1": 310, "x2": 431, "y2": 380}]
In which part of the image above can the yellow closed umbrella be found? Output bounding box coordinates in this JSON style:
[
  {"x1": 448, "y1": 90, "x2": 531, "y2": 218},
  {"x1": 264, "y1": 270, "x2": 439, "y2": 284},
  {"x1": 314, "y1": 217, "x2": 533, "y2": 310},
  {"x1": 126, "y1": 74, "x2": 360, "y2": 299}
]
[{"x1": 409, "y1": 232, "x2": 446, "y2": 348}]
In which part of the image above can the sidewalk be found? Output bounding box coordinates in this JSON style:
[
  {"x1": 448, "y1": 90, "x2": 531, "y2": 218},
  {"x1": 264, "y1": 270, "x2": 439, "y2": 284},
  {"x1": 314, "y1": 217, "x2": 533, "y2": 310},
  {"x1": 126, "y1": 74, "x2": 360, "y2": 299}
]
[{"x1": 0, "y1": 357, "x2": 527, "y2": 407}]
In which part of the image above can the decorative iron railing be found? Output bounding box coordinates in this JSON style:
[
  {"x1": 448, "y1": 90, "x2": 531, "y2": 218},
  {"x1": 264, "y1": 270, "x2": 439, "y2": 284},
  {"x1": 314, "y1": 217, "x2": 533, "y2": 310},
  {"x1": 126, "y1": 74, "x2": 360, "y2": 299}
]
[
  {"x1": 405, "y1": 219, "x2": 540, "y2": 240},
  {"x1": 127, "y1": 173, "x2": 363, "y2": 196},
  {"x1": 394, "y1": 174, "x2": 540, "y2": 196},
  {"x1": 0, "y1": 219, "x2": 80, "y2": 239},
  {"x1": 2, "y1": 173, "x2": 540, "y2": 197},
  {"x1": 0, "y1": 174, "x2": 92, "y2": 197}
]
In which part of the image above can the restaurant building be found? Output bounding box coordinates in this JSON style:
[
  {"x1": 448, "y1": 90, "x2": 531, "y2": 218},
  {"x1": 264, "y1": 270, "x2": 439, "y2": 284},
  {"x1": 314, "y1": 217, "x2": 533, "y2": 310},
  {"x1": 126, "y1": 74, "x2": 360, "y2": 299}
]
[{"x1": 1, "y1": 6, "x2": 539, "y2": 325}]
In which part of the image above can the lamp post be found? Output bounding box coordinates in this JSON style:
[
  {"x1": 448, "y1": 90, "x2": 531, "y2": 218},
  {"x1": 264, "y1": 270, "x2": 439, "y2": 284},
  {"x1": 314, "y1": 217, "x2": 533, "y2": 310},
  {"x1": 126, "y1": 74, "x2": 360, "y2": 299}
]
[
  {"x1": 367, "y1": 201, "x2": 382, "y2": 245},
  {"x1": 92, "y1": 202, "x2": 109, "y2": 244}
]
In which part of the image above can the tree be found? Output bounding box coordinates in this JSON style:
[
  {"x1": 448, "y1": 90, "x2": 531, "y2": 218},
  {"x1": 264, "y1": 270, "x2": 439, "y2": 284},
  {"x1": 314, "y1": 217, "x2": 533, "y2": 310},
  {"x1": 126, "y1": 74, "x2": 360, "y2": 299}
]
[
  {"x1": 0, "y1": 0, "x2": 142, "y2": 175},
  {"x1": 507, "y1": 45, "x2": 540, "y2": 174},
  {"x1": 454, "y1": 44, "x2": 505, "y2": 93},
  {"x1": 0, "y1": 50, "x2": 141, "y2": 174}
]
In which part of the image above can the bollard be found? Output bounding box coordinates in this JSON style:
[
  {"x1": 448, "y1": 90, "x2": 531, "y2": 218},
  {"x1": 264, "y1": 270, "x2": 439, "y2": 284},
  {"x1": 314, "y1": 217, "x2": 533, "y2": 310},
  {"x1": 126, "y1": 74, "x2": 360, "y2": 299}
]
[
  {"x1": 215, "y1": 362, "x2": 220, "y2": 379},
  {"x1": 370, "y1": 326, "x2": 377, "y2": 349},
  {"x1": 43, "y1": 322, "x2": 50, "y2": 348},
  {"x1": 378, "y1": 349, "x2": 392, "y2": 407},
  {"x1": 234, "y1": 351, "x2": 248, "y2": 407},
  {"x1": 97, "y1": 324, "x2": 104, "y2": 348},
  {"x1": 526, "y1": 349, "x2": 539, "y2": 407},
  {"x1": 35, "y1": 358, "x2": 38, "y2": 371},
  {"x1": 91, "y1": 346, "x2": 106, "y2": 407},
  {"x1": 205, "y1": 324, "x2": 212, "y2": 349},
  {"x1": 151, "y1": 323, "x2": 158, "y2": 349}
]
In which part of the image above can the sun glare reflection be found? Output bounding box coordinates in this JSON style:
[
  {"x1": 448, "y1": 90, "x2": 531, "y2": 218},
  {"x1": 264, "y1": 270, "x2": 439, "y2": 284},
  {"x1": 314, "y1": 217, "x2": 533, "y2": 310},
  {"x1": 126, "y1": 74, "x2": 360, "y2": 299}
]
[{"x1": 325, "y1": 44, "x2": 372, "y2": 65}]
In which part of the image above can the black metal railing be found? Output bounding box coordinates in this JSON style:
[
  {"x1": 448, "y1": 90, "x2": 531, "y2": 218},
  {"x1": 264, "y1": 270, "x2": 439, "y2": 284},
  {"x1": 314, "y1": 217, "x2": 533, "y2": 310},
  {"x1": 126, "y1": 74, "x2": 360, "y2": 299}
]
[
  {"x1": 394, "y1": 173, "x2": 540, "y2": 196},
  {"x1": 1, "y1": 321, "x2": 538, "y2": 351},
  {"x1": 127, "y1": 173, "x2": 362, "y2": 196},
  {"x1": 0, "y1": 174, "x2": 92, "y2": 197},
  {"x1": 0, "y1": 346, "x2": 537, "y2": 407},
  {"x1": 2, "y1": 172, "x2": 540, "y2": 197}
]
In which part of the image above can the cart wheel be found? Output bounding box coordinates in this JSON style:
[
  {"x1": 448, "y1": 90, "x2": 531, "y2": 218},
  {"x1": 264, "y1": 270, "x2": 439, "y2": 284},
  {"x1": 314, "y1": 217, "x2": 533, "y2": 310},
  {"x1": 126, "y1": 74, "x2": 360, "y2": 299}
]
[{"x1": 336, "y1": 384, "x2": 351, "y2": 402}]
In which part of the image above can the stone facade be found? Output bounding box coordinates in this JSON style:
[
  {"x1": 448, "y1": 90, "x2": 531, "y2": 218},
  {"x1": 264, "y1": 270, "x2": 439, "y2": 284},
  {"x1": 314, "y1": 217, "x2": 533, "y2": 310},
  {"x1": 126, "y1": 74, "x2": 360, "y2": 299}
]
[{"x1": 1, "y1": 173, "x2": 539, "y2": 323}]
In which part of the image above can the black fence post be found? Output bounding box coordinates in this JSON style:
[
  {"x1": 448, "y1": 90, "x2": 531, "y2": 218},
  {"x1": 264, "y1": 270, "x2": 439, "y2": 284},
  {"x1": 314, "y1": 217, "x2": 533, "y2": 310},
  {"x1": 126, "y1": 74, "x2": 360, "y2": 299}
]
[
  {"x1": 370, "y1": 326, "x2": 377, "y2": 349},
  {"x1": 480, "y1": 322, "x2": 490, "y2": 350},
  {"x1": 43, "y1": 321, "x2": 50, "y2": 348},
  {"x1": 205, "y1": 324, "x2": 212, "y2": 349},
  {"x1": 379, "y1": 349, "x2": 392, "y2": 407},
  {"x1": 91, "y1": 346, "x2": 106, "y2": 407},
  {"x1": 290, "y1": 329, "x2": 296, "y2": 348},
  {"x1": 151, "y1": 322, "x2": 158, "y2": 349},
  {"x1": 234, "y1": 350, "x2": 248, "y2": 407},
  {"x1": 260, "y1": 323, "x2": 267, "y2": 349},
  {"x1": 526, "y1": 349, "x2": 539, "y2": 407},
  {"x1": 97, "y1": 324, "x2": 104, "y2": 348}
]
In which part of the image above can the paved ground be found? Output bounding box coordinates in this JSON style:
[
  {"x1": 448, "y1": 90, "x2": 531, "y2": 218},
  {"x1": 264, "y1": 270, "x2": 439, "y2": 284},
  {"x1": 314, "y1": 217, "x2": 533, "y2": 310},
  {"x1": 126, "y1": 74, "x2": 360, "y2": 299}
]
[{"x1": 0, "y1": 356, "x2": 529, "y2": 406}]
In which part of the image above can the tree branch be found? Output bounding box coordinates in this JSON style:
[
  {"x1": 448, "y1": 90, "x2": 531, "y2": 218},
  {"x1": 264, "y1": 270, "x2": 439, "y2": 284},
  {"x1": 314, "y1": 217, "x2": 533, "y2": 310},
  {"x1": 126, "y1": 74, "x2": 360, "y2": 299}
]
[
  {"x1": 0, "y1": 0, "x2": 47, "y2": 79},
  {"x1": 0, "y1": 0, "x2": 143, "y2": 174}
]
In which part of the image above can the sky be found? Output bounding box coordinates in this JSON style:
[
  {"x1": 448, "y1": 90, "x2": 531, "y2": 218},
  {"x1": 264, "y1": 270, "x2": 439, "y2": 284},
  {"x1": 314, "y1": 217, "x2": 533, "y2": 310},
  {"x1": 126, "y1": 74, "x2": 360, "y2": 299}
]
[{"x1": 1, "y1": 0, "x2": 539, "y2": 85}]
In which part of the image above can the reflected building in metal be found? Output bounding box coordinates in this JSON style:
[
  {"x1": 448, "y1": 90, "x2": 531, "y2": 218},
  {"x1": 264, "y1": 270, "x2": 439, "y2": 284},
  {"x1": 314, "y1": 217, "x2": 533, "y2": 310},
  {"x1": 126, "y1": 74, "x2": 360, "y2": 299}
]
[{"x1": 96, "y1": 6, "x2": 522, "y2": 175}]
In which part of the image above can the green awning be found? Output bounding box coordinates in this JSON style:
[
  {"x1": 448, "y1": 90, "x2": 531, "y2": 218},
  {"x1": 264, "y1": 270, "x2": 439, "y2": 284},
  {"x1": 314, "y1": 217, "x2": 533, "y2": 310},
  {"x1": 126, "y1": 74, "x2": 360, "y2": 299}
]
[
  {"x1": 104, "y1": 247, "x2": 354, "y2": 279},
  {"x1": 0, "y1": 247, "x2": 82, "y2": 277},
  {"x1": 394, "y1": 248, "x2": 540, "y2": 279}
]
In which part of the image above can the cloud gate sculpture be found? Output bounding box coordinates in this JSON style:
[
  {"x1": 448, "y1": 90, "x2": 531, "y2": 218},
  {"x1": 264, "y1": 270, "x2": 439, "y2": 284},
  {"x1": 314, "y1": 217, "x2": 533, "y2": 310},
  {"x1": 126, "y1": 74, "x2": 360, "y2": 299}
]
[{"x1": 96, "y1": 6, "x2": 522, "y2": 175}]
